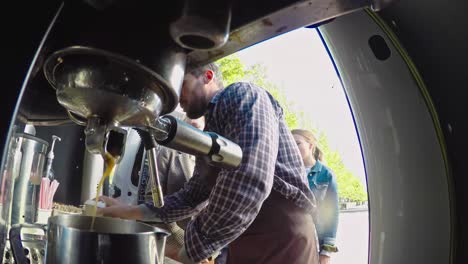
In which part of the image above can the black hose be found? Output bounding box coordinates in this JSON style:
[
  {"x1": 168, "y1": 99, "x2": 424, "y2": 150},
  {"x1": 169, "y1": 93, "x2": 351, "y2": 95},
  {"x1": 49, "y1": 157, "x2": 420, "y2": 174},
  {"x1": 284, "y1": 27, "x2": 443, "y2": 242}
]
[{"x1": 133, "y1": 128, "x2": 156, "y2": 150}]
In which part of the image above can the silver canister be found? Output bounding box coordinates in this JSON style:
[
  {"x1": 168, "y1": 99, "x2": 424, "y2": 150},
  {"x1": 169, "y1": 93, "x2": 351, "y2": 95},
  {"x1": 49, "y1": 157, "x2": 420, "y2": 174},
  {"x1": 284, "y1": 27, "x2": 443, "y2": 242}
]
[{"x1": 9, "y1": 133, "x2": 49, "y2": 225}]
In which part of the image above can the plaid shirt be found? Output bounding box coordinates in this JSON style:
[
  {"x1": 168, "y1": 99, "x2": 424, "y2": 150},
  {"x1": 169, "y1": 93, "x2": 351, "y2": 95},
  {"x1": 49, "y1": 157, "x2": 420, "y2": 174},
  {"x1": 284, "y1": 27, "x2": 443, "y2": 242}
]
[{"x1": 144, "y1": 82, "x2": 316, "y2": 262}]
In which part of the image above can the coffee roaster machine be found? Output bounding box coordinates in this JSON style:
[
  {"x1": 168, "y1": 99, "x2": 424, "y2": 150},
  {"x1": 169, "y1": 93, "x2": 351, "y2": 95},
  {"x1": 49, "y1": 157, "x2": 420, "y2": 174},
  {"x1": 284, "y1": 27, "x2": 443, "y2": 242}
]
[{"x1": 3, "y1": 0, "x2": 467, "y2": 263}]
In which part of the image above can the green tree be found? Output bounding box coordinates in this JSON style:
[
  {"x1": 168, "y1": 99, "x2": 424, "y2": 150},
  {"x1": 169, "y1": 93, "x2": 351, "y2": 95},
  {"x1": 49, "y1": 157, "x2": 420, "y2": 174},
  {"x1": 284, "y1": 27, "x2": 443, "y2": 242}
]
[
  {"x1": 217, "y1": 56, "x2": 247, "y2": 85},
  {"x1": 216, "y1": 54, "x2": 368, "y2": 202},
  {"x1": 217, "y1": 55, "x2": 300, "y2": 128}
]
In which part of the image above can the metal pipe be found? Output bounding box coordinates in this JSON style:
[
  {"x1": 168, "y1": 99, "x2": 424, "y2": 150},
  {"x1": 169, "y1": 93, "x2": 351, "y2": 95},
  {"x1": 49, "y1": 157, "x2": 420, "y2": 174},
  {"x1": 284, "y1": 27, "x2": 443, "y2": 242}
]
[
  {"x1": 153, "y1": 115, "x2": 242, "y2": 169},
  {"x1": 170, "y1": 0, "x2": 232, "y2": 50},
  {"x1": 154, "y1": 116, "x2": 212, "y2": 156}
]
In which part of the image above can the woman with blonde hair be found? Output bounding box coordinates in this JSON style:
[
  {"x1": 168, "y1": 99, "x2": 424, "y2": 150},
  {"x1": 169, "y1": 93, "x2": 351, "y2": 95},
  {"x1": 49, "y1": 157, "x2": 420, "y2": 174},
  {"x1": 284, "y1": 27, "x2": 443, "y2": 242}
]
[{"x1": 291, "y1": 129, "x2": 339, "y2": 264}]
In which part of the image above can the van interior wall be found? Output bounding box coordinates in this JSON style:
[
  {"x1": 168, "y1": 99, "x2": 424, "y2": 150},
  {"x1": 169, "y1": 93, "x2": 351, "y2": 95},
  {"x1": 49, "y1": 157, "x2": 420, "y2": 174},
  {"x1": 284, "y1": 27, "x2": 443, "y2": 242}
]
[
  {"x1": 379, "y1": 1, "x2": 468, "y2": 263},
  {"x1": 2, "y1": 0, "x2": 63, "y2": 170}
]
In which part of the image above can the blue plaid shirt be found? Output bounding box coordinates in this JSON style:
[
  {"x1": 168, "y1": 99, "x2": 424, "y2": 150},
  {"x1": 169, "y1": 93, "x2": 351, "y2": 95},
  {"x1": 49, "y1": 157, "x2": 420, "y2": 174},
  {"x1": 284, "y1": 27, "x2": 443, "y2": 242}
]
[{"x1": 143, "y1": 82, "x2": 316, "y2": 262}]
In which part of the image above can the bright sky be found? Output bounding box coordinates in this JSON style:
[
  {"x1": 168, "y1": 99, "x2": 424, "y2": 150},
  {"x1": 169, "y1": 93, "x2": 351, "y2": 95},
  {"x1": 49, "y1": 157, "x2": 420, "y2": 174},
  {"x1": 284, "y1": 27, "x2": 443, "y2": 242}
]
[{"x1": 235, "y1": 27, "x2": 366, "y2": 184}]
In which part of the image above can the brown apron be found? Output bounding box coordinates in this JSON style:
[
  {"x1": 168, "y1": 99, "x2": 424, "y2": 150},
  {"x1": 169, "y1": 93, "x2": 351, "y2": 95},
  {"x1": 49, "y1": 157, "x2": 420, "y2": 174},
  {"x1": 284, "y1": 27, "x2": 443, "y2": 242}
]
[
  {"x1": 227, "y1": 190, "x2": 319, "y2": 264},
  {"x1": 198, "y1": 161, "x2": 319, "y2": 264}
]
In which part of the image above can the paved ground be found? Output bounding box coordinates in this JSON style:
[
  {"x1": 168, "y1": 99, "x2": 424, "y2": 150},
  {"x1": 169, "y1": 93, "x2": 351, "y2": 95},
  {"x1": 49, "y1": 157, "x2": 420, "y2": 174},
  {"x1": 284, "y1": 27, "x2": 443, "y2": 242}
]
[{"x1": 333, "y1": 210, "x2": 369, "y2": 264}]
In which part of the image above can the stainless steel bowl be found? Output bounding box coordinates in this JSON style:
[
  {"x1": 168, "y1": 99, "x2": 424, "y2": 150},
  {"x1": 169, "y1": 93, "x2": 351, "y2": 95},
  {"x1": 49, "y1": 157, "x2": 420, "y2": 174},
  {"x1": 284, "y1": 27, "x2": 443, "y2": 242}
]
[
  {"x1": 46, "y1": 215, "x2": 169, "y2": 264},
  {"x1": 10, "y1": 215, "x2": 170, "y2": 264}
]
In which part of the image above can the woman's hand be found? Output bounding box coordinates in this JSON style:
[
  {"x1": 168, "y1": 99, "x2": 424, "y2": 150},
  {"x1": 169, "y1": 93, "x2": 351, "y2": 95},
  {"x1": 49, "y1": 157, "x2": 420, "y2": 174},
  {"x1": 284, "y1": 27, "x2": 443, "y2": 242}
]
[
  {"x1": 177, "y1": 247, "x2": 212, "y2": 264},
  {"x1": 97, "y1": 196, "x2": 143, "y2": 220},
  {"x1": 319, "y1": 254, "x2": 331, "y2": 264}
]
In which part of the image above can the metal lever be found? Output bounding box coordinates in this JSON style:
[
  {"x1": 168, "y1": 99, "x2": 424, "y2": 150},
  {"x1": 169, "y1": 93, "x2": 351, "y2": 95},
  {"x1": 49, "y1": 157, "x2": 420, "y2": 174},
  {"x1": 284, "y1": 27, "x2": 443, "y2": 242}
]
[
  {"x1": 134, "y1": 129, "x2": 164, "y2": 208},
  {"x1": 146, "y1": 147, "x2": 164, "y2": 208}
]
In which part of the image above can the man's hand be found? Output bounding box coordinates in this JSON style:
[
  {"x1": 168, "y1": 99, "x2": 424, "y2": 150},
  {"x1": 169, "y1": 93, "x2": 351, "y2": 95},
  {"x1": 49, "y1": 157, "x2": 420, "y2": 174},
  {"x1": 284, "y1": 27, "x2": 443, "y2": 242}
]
[
  {"x1": 319, "y1": 254, "x2": 331, "y2": 264},
  {"x1": 98, "y1": 196, "x2": 123, "y2": 207},
  {"x1": 97, "y1": 196, "x2": 143, "y2": 220}
]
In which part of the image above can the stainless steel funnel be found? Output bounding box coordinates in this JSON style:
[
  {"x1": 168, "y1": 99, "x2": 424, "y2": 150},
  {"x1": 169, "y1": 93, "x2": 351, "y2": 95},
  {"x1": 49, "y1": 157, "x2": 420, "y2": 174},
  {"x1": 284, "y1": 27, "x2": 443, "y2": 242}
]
[
  {"x1": 43, "y1": 46, "x2": 182, "y2": 128},
  {"x1": 43, "y1": 46, "x2": 185, "y2": 158}
]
